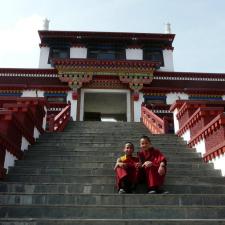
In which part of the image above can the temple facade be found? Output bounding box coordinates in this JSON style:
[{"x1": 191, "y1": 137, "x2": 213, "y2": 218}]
[
  {"x1": 1, "y1": 26, "x2": 225, "y2": 123},
  {"x1": 1, "y1": 23, "x2": 225, "y2": 175}
]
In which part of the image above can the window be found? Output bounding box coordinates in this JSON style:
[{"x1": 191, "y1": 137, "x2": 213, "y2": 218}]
[
  {"x1": 48, "y1": 47, "x2": 70, "y2": 63},
  {"x1": 87, "y1": 46, "x2": 125, "y2": 60},
  {"x1": 44, "y1": 93, "x2": 67, "y2": 103},
  {"x1": 143, "y1": 48, "x2": 164, "y2": 66}
]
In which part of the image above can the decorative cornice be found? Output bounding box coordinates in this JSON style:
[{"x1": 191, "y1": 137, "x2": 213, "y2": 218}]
[
  {"x1": 188, "y1": 113, "x2": 225, "y2": 148},
  {"x1": 0, "y1": 68, "x2": 57, "y2": 78},
  {"x1": 39, "y1": 30, "x2": 175, "y2": 42},
  {"x1": 154, "y1": 71, "x2": 225, "y2": 80},
  {"x1": 53, "y1": 58, "x2": 159, "y2": 73},
  {"x1": 54, "y1": 58, "x2": 158, "y2": 91},
  {"x1": 176, "y1": 107, "x2": 224, "y2": 137},
  {"x1": 203, "y1": 140, "x2": 225, "y2": 162}
]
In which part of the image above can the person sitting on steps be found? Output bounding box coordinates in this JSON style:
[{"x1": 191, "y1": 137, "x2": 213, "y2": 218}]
[
  {"x1": 114, "y1": 142, "x2": 141, "y2": 194},
  {"x1": 138, "y1": 135, "x2": 168, "y2": 194}
]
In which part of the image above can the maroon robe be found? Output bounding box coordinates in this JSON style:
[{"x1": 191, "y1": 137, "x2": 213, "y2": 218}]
[
  {"x1": 115, "y1": 155, "x2": 140, "y2": 190},
  {"x1": 138, "y1": 147, "x2": 167, "y2": 188}
]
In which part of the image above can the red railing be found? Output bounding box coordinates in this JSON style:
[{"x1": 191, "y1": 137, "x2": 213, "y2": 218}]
[
  {"x1": 48, "y1": 104, "x2": 71, "y2": 132},
  {"x1": 0, "y1": 97, "x2": 47, "y2": 179},
  {"x1": 141, "y1": 106, "x2": 170, "y2": 134},
  {"x1": 170, "y1": 100, "x2": 225, "y2": 166}
]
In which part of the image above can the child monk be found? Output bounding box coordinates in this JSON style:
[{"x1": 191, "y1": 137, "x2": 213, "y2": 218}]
[
  {"x1": 114, "y1": 142, "x2": 141, "y2": 194},
  {"x1": 138, "y1": 135, "x2": 168, "y2": 194}
]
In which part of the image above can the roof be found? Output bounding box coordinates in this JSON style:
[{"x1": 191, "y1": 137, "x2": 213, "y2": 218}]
[{"x1": 38, "y1": 30, "x2": 175, "y2": 47}]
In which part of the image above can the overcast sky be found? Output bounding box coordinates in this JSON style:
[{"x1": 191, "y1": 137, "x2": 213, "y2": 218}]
[{"x1": 0, "y1": 0, "x2": 225, "y2": 73}]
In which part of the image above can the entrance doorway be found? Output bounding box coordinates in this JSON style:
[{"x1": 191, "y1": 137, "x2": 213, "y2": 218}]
[{"x1": 80, "y1": 89, "x2": 131, "y2": 121}]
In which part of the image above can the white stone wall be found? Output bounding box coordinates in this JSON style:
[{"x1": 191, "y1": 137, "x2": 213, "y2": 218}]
[
  {"x1": 67, "y1": 91, "x2": 77, "y2": 121},
  {"x1": 70, "y1": 47, "x2": 87, "y2": 58},
  {"x1": 159, "y1": 49, "x2": 174, "y2": 71},
  {"x1": 4, "y1": 150, "x2": 17, "y2": 173},
  {"x1": 38, "y1": 47, "x2": 52, "y2": 68},
  {"x1": 21, "y1": 90, "x2": 44, "y2": 97},
  {"x1": 181, "y1": 129, "x2": 191, "y2": 143},
  {"x1": 126, "y1": 49, "x2": 143, "y2": 60},
  {"x1": 193, "y1": 139, "x2": 206, "y2": 156},
  {"x1": 173, "y1": 108, "x2": 179, "y2": 133},
  {"x1": 21, "y1": 137, "x2": 30, "y2": 151},
  {"x1": 210, "y1": 155, "x2": 225, "y2": 176},
  {"x1": 166, "y1": 92, "x2": 189, "y2": 105},
  {"x1": 134, "y1": 92, "x2": 144, "y2": 122}
]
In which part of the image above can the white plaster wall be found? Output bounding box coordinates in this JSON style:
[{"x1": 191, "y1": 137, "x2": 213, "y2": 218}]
[
  {"x1": 67, "y1": 91, "x2": 77, "y2": 121},
  {"x1": 42, "y1": 106, "x2": 47, "y2": 130},
  {"x1": 70, "y1": 47, "x2": 87, "y2": 58},
  {"x1": 173, "y1": 108, "x2": 179, "y2": 133},
  {"x1": 159, "y1": 50, "x2": 174, "y2": 71},
  {"x1": 134, "y1": 92, "x2": 144, "y2": 122},
  {"x1": 193, "y1": 139, "x2": 206, "y2": 156},
  {"x1": 4, "y1": 150, "x2": 17, "y2": 172},
  {"x1": 181, "y1": 129, "x2": 191, "y2": 143},
  {"x1": 38, "y1": 47, "x2": 52, "y2": 68},
  {"x1": 80, "y1": 89, "x2": 131, "y2": 122},
  {"x1": 33, "y1": 127, "x2": 40, "y2": 139},
  {"x1": 21, "y1": 136, "x2": 30, "y2": 151},
  {"x1": 211, "y1": 155, "x2": 225, "y2": 176},
  {"x1": 126, "y1": 49, "x2": 143, "y2": 60},
  {"x1": 22, "y1": 90, "x2": 44, "y2": 97},
  {"x1": 166, "y1": 92, "x2": 189, "y2": 105}
]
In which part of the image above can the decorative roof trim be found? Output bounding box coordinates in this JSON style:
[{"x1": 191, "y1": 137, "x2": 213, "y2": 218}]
[
  {"x1": 154, "y1": 76, "x2": 225, "y2": 82},
  {"x1": 154, "y1": 71, "x2": 225, "y2": 79},
  {"x1": 39, "y1": 30, "x2": 175, "y2": 42},
  {"x1": 53, "y1": 58, "x2": 160, "y2": 67},
  {"x1": 0, "y1": 68, "x2": 58, "y2": 78}
]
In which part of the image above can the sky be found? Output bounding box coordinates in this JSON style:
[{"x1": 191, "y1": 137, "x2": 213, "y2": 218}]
[{"x1": 0, "y1": 0, "x2": 225, "y2": 73}]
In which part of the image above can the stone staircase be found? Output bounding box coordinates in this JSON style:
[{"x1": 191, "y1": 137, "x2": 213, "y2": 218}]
[{"x1": 1, "y1": 121, "x2": 225, "y2": 225}]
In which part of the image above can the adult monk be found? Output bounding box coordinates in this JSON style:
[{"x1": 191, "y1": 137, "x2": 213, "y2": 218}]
[
  {"x1": 114, "y1": 142, "x2": 141, "y2": 194},
  {"x1": 138, "y1": 135, "x2": 168, "y2": 194}
]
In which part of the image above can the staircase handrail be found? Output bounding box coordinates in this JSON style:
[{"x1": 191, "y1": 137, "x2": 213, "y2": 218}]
[
  {"x1": 141, "y1": 106, "x2": 169, "y2": 134},
  {"x1": 48, "y1": 104, "x2": 71, "y2": 132},
  {"x1": 188, "y1": 113, "x2": 225, "y2": 147},
  {"x1": 176, "y1": 107, "x2": 224, "y2": 137},
  {"x1": 203, "y1": 140, "x2": 225, "y2": 162}
]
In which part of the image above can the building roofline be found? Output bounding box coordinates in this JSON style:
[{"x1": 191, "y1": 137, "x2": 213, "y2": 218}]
[
  {"x1": 155, "y1": 70, "x2": 225, "y2": 78},
  {"x1": 38, "y1": 30, "x2": 175, "y2": 44},
  {"x1": 0, "y1": 68, "x2": 57, "y2": 74}
]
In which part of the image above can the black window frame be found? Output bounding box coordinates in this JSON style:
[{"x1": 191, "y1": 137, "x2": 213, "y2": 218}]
[
  {"x1": 87, "y1": 45, "x2": 126, "y2": 60},
  {"x1": 143, "y1": 48, "x2": 164, "y2": 66},
  {"x1": 48, "y1": 46, "x2": 70, "y2": 64}
]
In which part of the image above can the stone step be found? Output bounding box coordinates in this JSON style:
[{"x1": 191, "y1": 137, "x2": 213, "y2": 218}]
[
  {"x1": 18, "y1": 155, "x2": 203, "y2": 163},
  {"x1": 39, "y1": 135, "x2": 182, "y2": 139},
  {"x1": 24, "y1": 150, "x2": 198, "y2": 157},
  {"x1": 1, "y1": 204, "x2": 225, "y2": 219},
  {"x1": 32, "y1": 144, "x2": 187, "y2": 149},
  {"x1": 14, "y1": 161, "x2": 213, "y2": 169},
  {"x1": 1, "y1": 218, "x2": 225, "y2": 225},
  {"x1": 22, "y1": 154, "x2": 202, "y2": 162},
  {"x1": 8, "y1": 167, "x2": 221, "y2": 176},
  {"x1": 1, "y1": 182, "x2": 225, "y2": 194},
  {"x1": 29, "y1": 146, "x2": 192, "y2": 152},
  {"x1": 5, "y1": 175, "x2": 225, "y2": 185},
  {"x1": 3, "y1": 120, "x2": 224, "y2": 223},
  {"x1": 1, "y1": 193, "x2": 225, "y2": 206}
]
